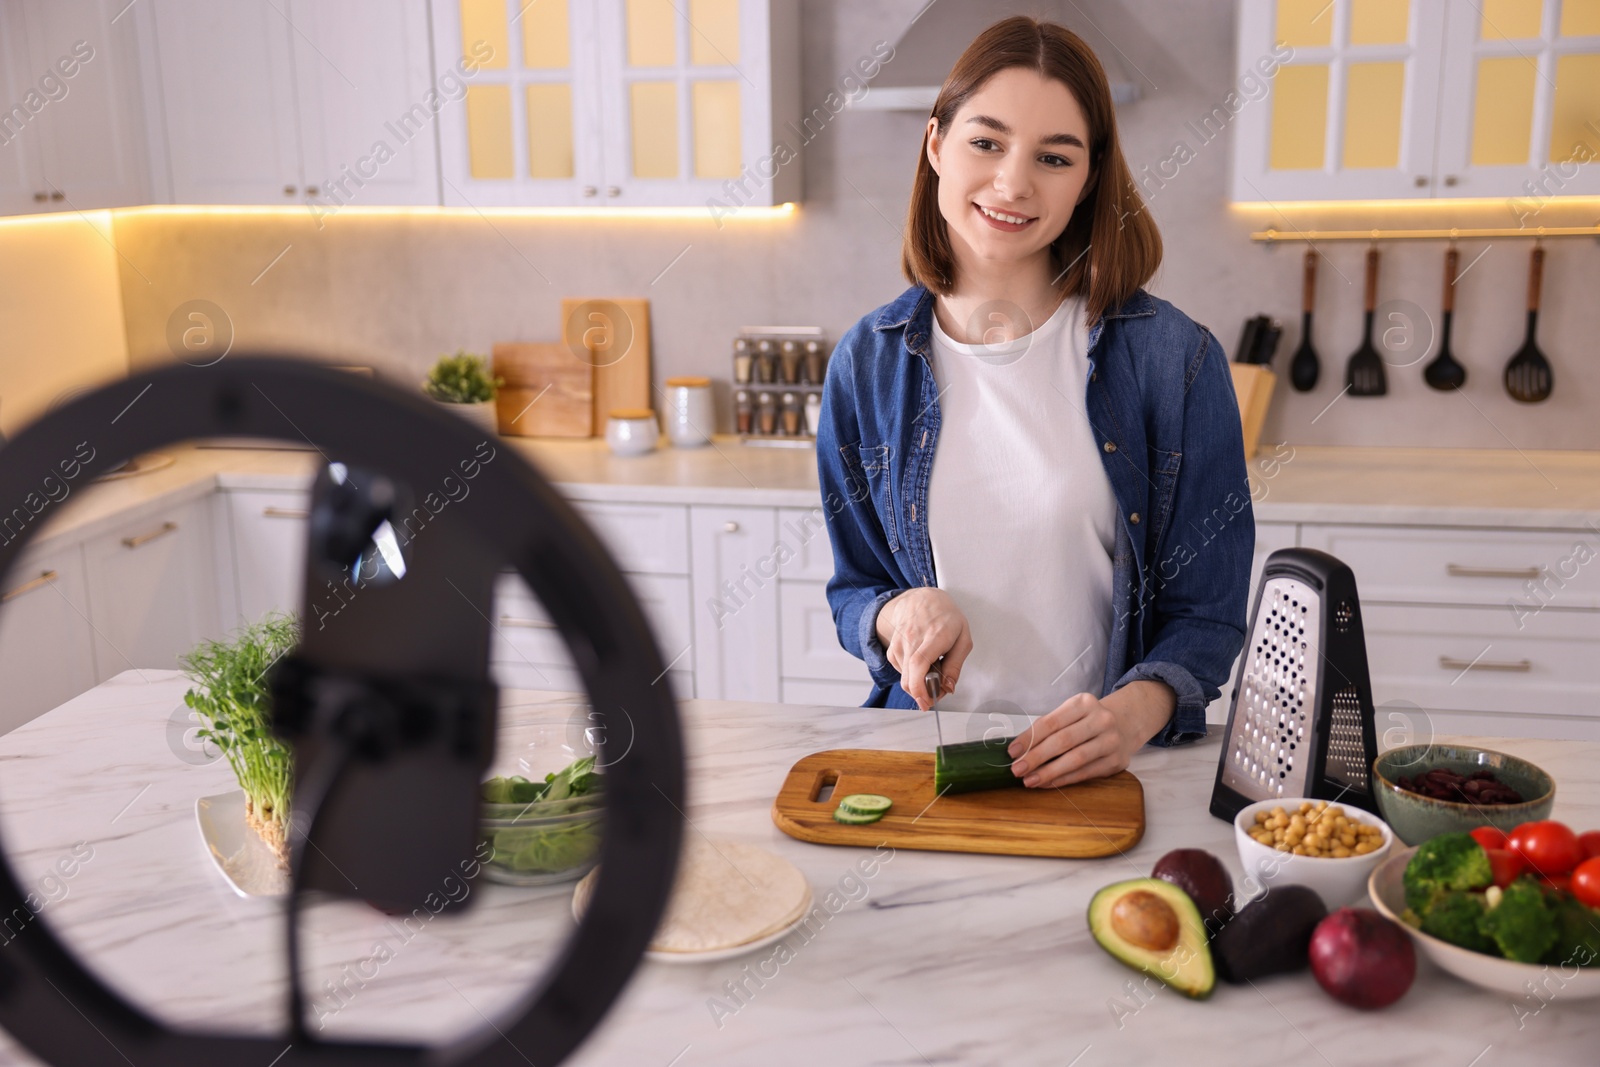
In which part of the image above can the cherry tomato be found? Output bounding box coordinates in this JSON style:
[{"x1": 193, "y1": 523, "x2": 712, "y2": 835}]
[
  {"x1": 1508, "y1": 820, "x2": 1584, "y2": 878},
  {"x1": 1486, "y1": 848, "x2": 1525, "y2": 888},
  {"x1": 1573, "y1": 857, "x2": 1600, "y2": 910},
  {"x1": 1470, "y1": 826, "x2": 1509, "y2": 851},
  {"x1": 1542, "y1": 873, "x2": 1573, "y2": 894},
  {"x1": 1579, "y1": 830, "x2": 1600, "y2": 861}
]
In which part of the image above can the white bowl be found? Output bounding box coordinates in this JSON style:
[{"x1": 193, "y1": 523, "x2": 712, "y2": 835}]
[
  {"x1": 1233, "y1": 797, "x2": 1394, "y2": 909},
  {"x1": 1369, "y1": 845, "x2": 1600, "y2": 999}
]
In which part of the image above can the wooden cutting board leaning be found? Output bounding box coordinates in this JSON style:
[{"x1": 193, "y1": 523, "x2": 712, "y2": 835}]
[
  {"x1": 561, "y1": 297, "x2": 653, "y2": 432},
  {"x1": 772, "y1": 749, "x2": 1145, "y2": 858}
]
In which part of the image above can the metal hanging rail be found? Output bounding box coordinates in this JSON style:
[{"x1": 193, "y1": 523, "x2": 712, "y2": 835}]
[{"x1": 1250, "y1": 223, "x2": 1600, "y2": 241}]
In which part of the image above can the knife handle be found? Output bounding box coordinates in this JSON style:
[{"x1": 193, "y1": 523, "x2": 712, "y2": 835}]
[{"x1": 924, "y1": 667, "x2": 943, "y2": 701}]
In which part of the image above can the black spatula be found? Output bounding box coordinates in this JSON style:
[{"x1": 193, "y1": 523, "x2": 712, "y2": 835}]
[
  {"x1": 1423, "y1": 247, "x2": 1466, "y2": 391},
  {"x1": 1503, "y1": 245, "x2": 1552, "y2": 403},
  {"x1": 1345, "y1": 247, "x2": 1386, "y2": 396},
  {"x1": 1289, "y1": 249, "x2": 1319, "y2": 391}
]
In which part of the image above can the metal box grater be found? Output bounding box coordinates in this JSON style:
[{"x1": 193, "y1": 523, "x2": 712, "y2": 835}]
[{"x1": 1209, "y1": 547, "x2": 1380, "y2": 824}]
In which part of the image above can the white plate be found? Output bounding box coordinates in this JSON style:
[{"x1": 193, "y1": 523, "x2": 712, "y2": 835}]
[
  {"x1": 570, "y1": 883, "x2": 814, "y2": 965},
  {"x1": 1369, "y1": 845, "x2": 1600, "y2": 998},
  {"x1": 195, "y1": 791, "x2": 288, "y2": 898}
]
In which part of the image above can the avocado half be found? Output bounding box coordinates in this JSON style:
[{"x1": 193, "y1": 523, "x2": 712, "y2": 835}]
[{"x1": 1087, "y1": 878, "x2": 1216, "y2": 999}]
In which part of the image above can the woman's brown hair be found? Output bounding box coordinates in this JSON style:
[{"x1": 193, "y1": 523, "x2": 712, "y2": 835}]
[{"x1": 900, "y1": 16, "x2": 1161, "y2": 326}]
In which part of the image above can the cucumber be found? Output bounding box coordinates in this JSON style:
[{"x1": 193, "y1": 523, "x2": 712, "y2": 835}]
[
  {"x1": 833, "y1": 806, "x2": 885, "y2": 825},
  {"x1": 934, "y1": 736, "x2": 1025, "y2": 795},
  {"x1": 837, "y1": 793, "x2": 893, "y2": 816}
]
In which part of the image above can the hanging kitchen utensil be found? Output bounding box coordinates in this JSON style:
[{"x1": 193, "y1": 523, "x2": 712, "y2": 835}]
[
  {"x1": 1503, "y1": 245, "x2": 1552, "y2": 403},
  {"x1": 1210, "y1": 547, "x2": 1380, "y2": 824},
  {"x1": 1423, "y1": 246, "x2": 1467, "y2": 391},
  {"x1": 1345, "y1": 247, "x2": 1387, "y2": 396},
  {"x1": 1289, "y1": 250, "x2": 1320, "y2": 391}
]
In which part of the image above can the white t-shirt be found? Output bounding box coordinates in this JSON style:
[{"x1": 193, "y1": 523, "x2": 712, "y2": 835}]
[{"x1": 925, "y1": 292, "x2": 1119, "y2": 717}]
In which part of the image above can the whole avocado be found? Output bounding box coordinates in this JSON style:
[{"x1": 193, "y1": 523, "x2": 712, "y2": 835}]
[
  {"x1": 1151, "y1": 849, "x2": 1236, "y2": 935},
  {"x1": 1213, "y1": 885, "x2": 1329, "y2": 983}
]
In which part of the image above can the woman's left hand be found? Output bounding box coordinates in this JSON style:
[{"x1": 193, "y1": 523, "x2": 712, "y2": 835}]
[{"x1": 1004, "y1": 681, "x2": 1176, "y2": 788}]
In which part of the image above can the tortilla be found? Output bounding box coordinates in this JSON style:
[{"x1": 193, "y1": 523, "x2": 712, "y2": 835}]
[{"x1": 572, "y1": 838, "x2": 811, "y2": 953}]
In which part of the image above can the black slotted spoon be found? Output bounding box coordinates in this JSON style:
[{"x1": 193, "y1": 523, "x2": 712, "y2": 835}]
[
  {"x1": 1423, "y1": 246, "x2": 1466, "y2": 390},
  {"x1": 1504, "y1": 245, "x2": 1552, "y2": 403},
  {"x1": 1289, "y1": 248, "x2": 1319, "y2": 391},
  {"x1": 1345, "y1": 247, "x2": 1386, "y2": 396}
]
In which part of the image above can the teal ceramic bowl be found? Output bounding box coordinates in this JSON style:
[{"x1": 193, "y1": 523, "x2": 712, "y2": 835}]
[{"x1": 1371, "y1": 744, "x2": 1554, "y2": 846}]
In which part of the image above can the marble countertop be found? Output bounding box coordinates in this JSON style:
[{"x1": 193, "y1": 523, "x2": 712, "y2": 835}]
[
  {"x1": 0, "y1": 672, "x2": 1595, "y2": 1066},
  {"x1": 25, "y1": 438, "x2": 1600, "y2": 557}
]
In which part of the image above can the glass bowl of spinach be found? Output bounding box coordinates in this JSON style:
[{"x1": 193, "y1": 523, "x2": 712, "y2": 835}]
[{"x1": 479, "y1": 754, "x2": 604, "y2": 886}]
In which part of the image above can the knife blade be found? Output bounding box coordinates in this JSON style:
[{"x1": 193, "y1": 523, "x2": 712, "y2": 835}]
[{"x1": 924, "y1": 659, "x2": 945, "y2": 750}]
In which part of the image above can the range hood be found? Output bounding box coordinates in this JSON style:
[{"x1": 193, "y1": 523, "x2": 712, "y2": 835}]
[{"x1": 857, "y1": 0, "x2": 1144, "y2": 111}]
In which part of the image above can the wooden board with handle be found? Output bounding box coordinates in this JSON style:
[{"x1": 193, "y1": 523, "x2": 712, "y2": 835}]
[
  {"x1": 560, "y1": 297, "x2": 652, "y2": 433},
  {"x1": 492, "y1": 342, "x2": 593, "y2": 437},
  {"x1": 772, "y1": 749, "x2": 1144, "y2": 858}
]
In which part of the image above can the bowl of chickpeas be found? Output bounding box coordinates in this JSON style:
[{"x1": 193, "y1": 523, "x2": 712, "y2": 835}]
[{"x1": 1233, "y1": 797, "x2": 1395, "y2": 909}]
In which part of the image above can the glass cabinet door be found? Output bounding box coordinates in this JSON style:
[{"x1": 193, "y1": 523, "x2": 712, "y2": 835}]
[
  {"x1": 1233, "y1": 0, "x2": 1446, "y2": 201},
  {"x1": 1435, "y1": 0, "x2": 1600, "y2": 197}
]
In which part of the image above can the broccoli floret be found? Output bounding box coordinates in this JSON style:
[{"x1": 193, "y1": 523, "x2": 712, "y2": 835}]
[
  {"x1": 1403, "y1": 832, "x2": 1493, "y2": 912},
  {"x1": 1542, "y1": 894, "x2": 1600, "y2": 968},
  {"x1": 1478, "y1": 877, "x2": 1558, "y2": 963},
  {"x1": 1419, "y1": 890, "x2": 1496, "y2": 953}
]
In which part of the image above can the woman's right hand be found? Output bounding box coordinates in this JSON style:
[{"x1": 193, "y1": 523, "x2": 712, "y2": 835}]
[{"x1": 875, "y1": 588, "x2": 973, "y2": 711}]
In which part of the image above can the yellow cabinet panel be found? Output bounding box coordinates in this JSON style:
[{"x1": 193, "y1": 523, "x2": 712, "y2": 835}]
[
  {"x1": 527, "y1": 84, "x2": 574, "y2": 178},
  {"x1": 692, "y1": 80, "x2": 741, "y2": 177},
  {"x1": 1275, "y1": 0, "x2": 1332, "y2": 47},
  {"x1": 1549, "y1": 54, "x2": 1600, "y2": 162},
  {"x1": 1350, "y1": 0, "x2": 1409, "y2": 45},
  {"x1": 626, "y1": 0, "x2": 678, "y2": 67},
  {"x1": 1343, "y1": 61, "x2": 1405, "y2": 168},
  {"x1": 466, "y1": 84, "x2": 515, "y2": 178},
  {"x1": 630, "y1": 81, "x2": 679, "y2": 177},
  {"x1": 522, "y1": 0, "x2": 570, "y2": 69},
  {"x1": 690, "y1": 0, "x2": 741, "y2": 66},
  {"x1": 1471, "y1": 56, "x2": 1536, "y2": 165},
  {"x1": 1270, "y1": 64, "x2": 1330, "y2": 170},
  {"x1": 460, "y1": 0, "x2": 510, "y2": 69},
  {"x1": 1479, "y1": 0, "x2": 1542, "y2": 41},
  {"x1": 1562, "y1": 0, "x2": 1600, "y2": 36}
]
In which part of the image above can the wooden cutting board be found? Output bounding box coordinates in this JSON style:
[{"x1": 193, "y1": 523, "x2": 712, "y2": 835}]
[
  {"x1": 771, "y1": 749, "x2": 1144, "y2": 858},
  {"x1": 493, "y1": 342, "x2": 592, "y2": 437},
  {"x1": 561, "y1": 297, "x2": 651, "y2": 433}
]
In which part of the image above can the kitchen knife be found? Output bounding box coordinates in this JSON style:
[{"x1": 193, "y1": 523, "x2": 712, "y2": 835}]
[{"x1": 924, "y1": 658, "x2": 946, "y2": 749}]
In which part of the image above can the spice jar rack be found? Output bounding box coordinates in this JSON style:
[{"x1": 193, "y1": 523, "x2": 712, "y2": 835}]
[{"x1": 731, "y1": 326, "x2": 830, "y2": 448}]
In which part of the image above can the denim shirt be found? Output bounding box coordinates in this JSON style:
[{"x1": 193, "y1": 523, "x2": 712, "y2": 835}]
[{"x1": 814, "y1": 282, "x2": 1254, "y2": 747}]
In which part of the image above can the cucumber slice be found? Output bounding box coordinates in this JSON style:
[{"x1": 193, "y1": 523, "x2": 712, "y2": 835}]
[
  {"x1": 934, "y1": 736, "x2": 1025, "y2": 796},
  {"x1": 837, "y1": 793, "x2": 893, "y2": 816},
  {"x1": 832, "y1": 806, "x2": 884, "y2": 825}
]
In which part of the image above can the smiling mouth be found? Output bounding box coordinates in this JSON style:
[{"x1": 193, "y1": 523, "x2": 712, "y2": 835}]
[{"x1": 974, "y1": 203, "x2": 1036, "y2": 228}]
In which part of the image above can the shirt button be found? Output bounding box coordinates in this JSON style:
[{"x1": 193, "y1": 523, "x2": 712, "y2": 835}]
[
  {"x1": 1130, "y1": 512, "x2": 1141, "y2": 524},
  {"x1": 1102, "y1": 441, "x2": 1117, "y2": 453},
  {"x1": 1091, "y1": 371, "x2": 1098, "y2": 381}
]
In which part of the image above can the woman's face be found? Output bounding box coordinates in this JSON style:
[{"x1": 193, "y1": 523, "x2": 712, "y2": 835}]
[{"x1": 926, "y1": 67, "x2": 1096, "y2": 276}]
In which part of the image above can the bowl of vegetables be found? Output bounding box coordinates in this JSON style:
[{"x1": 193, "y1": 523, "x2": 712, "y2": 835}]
[
  {"x1": 479, "y1": 754, "x2": 604, "y2": 886},
  {"x1": 1368, "y1": 822, "x2": 1600, "y2": 998},
  {"x1": 1372, "y1": 744, "x2": 1553, "y2": 846}
]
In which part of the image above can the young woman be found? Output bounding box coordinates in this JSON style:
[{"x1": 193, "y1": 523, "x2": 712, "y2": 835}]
[{"x1": 816, "y1": 17, "x2": 1254, "y2": 789}]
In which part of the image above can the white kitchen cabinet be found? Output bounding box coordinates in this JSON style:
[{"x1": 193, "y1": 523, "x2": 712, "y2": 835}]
[
  {"x1": 142, "y1": 0, "x2": 439, "y2": 206},
  {"x1": 223, "y1": 489, "x2": 309, "y2": 627},
  {"x1": 81, "y1": 498, "x2": 217, "y2": 681},
  {"x1": 779, "y1": 580, "x2": 863, "y2": 683},
  {"x1": 1233, "y1": 0, "x2": 1600, "y2": 201},
  {"x1": 0, "y1": 0, "x2": 150, "y2": 214},
  {"x1": 0, "y1": 543, "x2": 97, "y2": 733},
  {"x1": 780, "y1": 678, "x2": 868, "y2": 707},
  {"x1": 690, "y1": 504, "x2": 779, "y2": 701},
  {"x1": 572, "y1": 500, "x2": 690, "y2": 575},
  {"x1": 434, "y1": 0, "x2": 800, "y2": 208}
]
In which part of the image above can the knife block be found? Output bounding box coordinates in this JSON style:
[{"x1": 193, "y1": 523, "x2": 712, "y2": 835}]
[{"x1": 1230, "y1": 363, "x2": 1275, "y2": 459}]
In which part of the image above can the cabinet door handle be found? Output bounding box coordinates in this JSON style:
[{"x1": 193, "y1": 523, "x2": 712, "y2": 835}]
[
  {"x1": 32, "y1": 191, "x2": 47, "y2": 202},
  {"x1": 283, "y1": 184, "x2": 297, "y2": 196},
  {"x1": 1439, "y1": 655, "x2": 1532, "y2": 673},
  {"x1": 2, "y1": 570, "x2": 59, "y2": 603},
  {"x1": 49, "y1": 190, "x2": 63, "y2": 201},
  {"x1": 263, "y1": 506, "x2": 309, "y2": 519},
  {"x1": 723, "y1": 521, "x2": 740, "y2": 533},
  {"x1": 1445, "y1": 563, "x2": 1541, "y2": 579},
  {"x1": 499, "y1": 615, "x2": 557, "y2": 630},
  {"x1": 607, "y1": 185, "x2": 621, "y2": 197},
  {"x1": 583, "y1": 185, "x2": 598, "y2": 197},
  {"x1": 122, "y1": 521, "x2": 178, "y2": 549}
]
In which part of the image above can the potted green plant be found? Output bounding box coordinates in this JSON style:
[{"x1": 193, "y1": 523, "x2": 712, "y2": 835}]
[
  {"x1": 181, "y1": 613, "x2": 300, "y2": 869},
  {"x1": 423, "y1": 349, "x2": 503, "y2": 435}
]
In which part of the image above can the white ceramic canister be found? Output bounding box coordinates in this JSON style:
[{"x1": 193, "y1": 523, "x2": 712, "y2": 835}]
[
  {"x1": 605, "y1": 408, "x2": 659, "y2": 456},
  {"x1": 663, "y1": 376, "x2": 714, "y2": 447}
]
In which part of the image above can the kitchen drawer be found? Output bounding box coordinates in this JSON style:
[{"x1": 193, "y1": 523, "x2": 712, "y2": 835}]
[
  {"x1": 1362, "y1": 603, "x2": 1600, "y2": 724},
  {"x1": 494, "y1": 660, "x2": 693, "y2": 701},
  {"x1": 0, "y1": 543, "x2": 96, "y2": 733},
  {"x1": 492, "y1": 571, "x2": 693, "y2": 673},
  {"x1": 781, "y1": 677, "x2": 868, "y2": 707},
  {"x1": 779, "y1": 580, "x2": 864, "y2": 682},
  {"x1": 776, "y1": 506, "x2": 834, "y2": 580},
  {"x1": 573, "y1": 502, "x2": 689, "y2": 575},
  {"x1": 1298, "y1": 524, "x2": 1600, "y2": 609}
]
